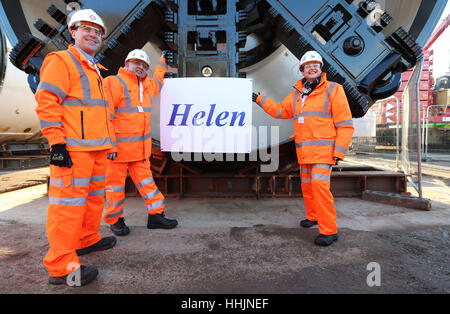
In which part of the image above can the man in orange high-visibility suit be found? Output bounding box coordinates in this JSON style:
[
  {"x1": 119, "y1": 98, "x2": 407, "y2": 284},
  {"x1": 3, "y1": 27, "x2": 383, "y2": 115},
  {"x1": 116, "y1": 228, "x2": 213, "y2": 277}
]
[
  {"x1": 253, "y1": 51, "x2": 354, "y2": 246},
  {"x1": 103, "y1": 49, "x2": 178, "y2": 236},
  {"x1": 35, "y1": 9, "x2": 118, "y2": 286}
]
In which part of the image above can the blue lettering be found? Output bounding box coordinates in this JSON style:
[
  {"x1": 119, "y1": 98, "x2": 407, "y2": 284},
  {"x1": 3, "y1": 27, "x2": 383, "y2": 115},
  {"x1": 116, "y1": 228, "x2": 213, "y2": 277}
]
[
  {"x1": 215, "y1": 111, "x2": 229, "y2": 127},
  {"x1": 230, "y1": 112, "x2": 246, "y2": 126},
  {"x1": 192, "y1": 111, "x2": 206, "y2": 126},
  {"x1": 167, "y1": 104, "x2": 193, "y2": 126},
  {"x1": 167, "y1": 104, "x2": 246, "y2": 127},
  {"x1": 206, "y1": 104, "x2": 216, "y2": 126}
]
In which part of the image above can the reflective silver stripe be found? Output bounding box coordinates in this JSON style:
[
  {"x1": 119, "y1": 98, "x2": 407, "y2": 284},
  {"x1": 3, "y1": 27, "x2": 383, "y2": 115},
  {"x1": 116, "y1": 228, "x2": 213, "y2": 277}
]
[
  {"x1": 112, "y1": 141, "x2": 117, "y2": 148},
  {"x1": 106, "y1": 186, "x2": 125, "y2": 192},
  {"x1": 49, "y1": 178, "x2": 64, "y2": 187},
  {"x1": 66, "y1": 50, "x2": 91, "y2": 101},
  {"x1": 106, "y1": 208, "x2": 123, "y2": 219},
  {"x1": 312, "y1": 173, "x2": 330, "y2": 181},
  {"x1": 61, "y1": 98, "x2": 108, "y2": 107},
  {"x1": 37, "y1": 81, "x2": 67, "y2": 100},
  {"x1": 91, "y1": 174, "x2": 106, "y2": 182},
  {"x1": 49, "y1": 196, "x2": 87, "y2": 206},
  {"x1": 300, "y1": 166, "x2": 311, "y2": 174},
  {"x1": 295, "y1": 140, "x2": 335, "y2": 148},
  {"x1": 116, "y1": 76, "x2": 132, "y2": 107},
  {"x1": 65, "y1": 50, "x2": 108, "y2": 108},
  {"x1": 334, "y1": 145, "x2": 348, "y2": 154},
  {"x1": 142, "y1": 189, "x2": 160, "y2": 200},
  {"x1": 148, "y1": 199, "x2": 165, "y2": 209},
  {"x1": 294, "y1": 111, "x2": 332, "y2": 119},
  {"x1": 154, "y1": 77, "x2": 162, "y2": 91},
  {"x1": 66, "y1": 137, "x2": 112, "y2": 147},
  {"x1": 88, "y1": 189, "x2": 105, "y2": 196},
  {"x1": 72, "y1": 178, "x2": 91, "y2": 186},
  {"x1": 50, "y1": 178, "x2": 90, "y2": 187},
  {"x1": 322, "y1": 82, "x2": 337, "y2": 113},
  {"x1": 301, "y1": 178, "x2": 312, "y2": 183},
  {"x1": 260, "y1": 96, "x2": 267, "y2": 107},
  {"x1": 293, "y1": 90, "x2": 300, "y2": 116},
  {"x1": 40, "y1": 120, "x2": 63, "y2": 129},
  {"x1": 116, "y1": 132, "x2": 151, "y2": 143},
  {"x1": 110, "y1": 113, "x2": 115, "y2": 120},
  {"x1": 157, "y1": 61, "x2": 168, "y2": 70},
  {"x1": 335, "y1": 119, "x2": 354, "y2": 127},
  {"x1": 115, "y1": 107, "x2": 152, "y2": 113},
  {"x1": 136, "y1": 177, "x2": 154, "y2": 189},
  {"x1": 312, "y1": 164, "x2": 332, "y2": 170},
  {"x1": 113, "y1": 198, "x2": 125, "y2": 208}
]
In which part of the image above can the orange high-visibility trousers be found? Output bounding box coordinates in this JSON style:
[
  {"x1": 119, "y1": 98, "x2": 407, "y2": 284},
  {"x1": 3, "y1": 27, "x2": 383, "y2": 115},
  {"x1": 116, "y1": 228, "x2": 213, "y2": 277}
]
[
  {"x1": 300, "y1": 163, "x2": 337, "y2": 235},
  {"x1": 103, "y1": 159, "x2": 165, "y2": 224},
  {"x1": 44, "y1": 150, "x2": 107, "y2": 277}
]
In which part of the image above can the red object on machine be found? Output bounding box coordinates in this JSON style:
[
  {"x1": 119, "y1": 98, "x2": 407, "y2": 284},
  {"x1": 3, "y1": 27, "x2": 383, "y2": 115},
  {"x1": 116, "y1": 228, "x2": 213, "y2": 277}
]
[{"x1": 423, "y1": 13, "x2": 450, "y2": 51}]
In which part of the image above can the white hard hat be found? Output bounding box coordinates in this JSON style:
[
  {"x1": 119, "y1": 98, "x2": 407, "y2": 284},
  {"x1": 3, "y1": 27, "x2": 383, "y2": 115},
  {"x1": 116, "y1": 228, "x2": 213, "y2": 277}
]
[
  {"x1": 125, "y1": 49, "x2": 150, "y2": 67},
  {"x1": 68, "y1": 9, "x2": 107, "y2": 36},
  {"x1": 299, "y1": 50, "x2": 323, "y2": 68}
]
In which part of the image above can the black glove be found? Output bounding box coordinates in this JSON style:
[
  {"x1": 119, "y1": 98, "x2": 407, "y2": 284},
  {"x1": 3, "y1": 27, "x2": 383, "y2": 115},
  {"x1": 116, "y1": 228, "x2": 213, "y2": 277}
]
[
  {"x1": 107, "y1": 152, "x2": 117, "y2": 160},
  {"x1": 335, "y1": 157, "x2": 342, "y2": 165},
  {"x1": 252, "y1": 92, "x2": 260, "y2": 103},
  {"x1": 50, "y1": 144, "x2": 73, "y2": 168}
]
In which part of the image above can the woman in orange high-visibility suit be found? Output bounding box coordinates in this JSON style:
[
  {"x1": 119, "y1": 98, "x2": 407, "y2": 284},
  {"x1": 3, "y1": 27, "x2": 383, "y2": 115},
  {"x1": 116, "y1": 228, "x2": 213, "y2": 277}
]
[
  {"x1": 253, "y1": 51, "x2": 354, "y2": 246},
  {"x1": 35, "y1": 9, "x2": 117, "y2": 286},
  {"x1": 103, "y1": 49, "x2": 178, "y2": 236}
]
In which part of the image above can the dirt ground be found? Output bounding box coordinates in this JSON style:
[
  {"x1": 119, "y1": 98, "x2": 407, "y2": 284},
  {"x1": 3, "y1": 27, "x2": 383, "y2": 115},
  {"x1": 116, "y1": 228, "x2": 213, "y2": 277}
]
[
  {"x1": 0, "y1": 222, "x2": 448, "y2": 294},
  {"x1": 0, "y1": 169, "x2": 449, "y2": 294}
]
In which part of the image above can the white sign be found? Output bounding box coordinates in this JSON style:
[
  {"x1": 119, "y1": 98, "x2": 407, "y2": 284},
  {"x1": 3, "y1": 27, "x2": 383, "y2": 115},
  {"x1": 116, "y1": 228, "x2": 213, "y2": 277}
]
[{"x1": 160, "y1": 78, "x2": 252, "y2": 153}]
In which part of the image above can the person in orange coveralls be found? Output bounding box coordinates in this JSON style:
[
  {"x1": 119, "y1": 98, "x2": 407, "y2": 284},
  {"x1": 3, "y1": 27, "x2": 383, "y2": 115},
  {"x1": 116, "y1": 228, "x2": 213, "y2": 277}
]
[
  {"x1": 35, "y1": 9, "x2": 118, "y2": 286},
  {"x1": 103, "y1": 49, "x2": 178, "y2": 236},
  {"x1": 252, "y1": 51, "x2": 354, "y2": 246}
]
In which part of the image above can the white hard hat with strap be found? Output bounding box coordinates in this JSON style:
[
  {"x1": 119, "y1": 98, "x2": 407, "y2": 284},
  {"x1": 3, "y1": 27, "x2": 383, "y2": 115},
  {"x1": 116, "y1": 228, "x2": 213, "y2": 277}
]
[
  {"x1": 68, "y1": 9, "x2": 107, "y2": 36},
  {"x1": 300, "y1": 51, "x2": 323, "y2": 67},
  {"x1": 125, "y1": 49, "x2": 150, "y2": 67}
]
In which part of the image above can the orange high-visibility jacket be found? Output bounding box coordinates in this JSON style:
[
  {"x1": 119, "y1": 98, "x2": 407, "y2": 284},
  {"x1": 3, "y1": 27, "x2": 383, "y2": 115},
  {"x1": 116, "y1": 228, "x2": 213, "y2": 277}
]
[
  {"x1": 105, "y1": 57, "x2": 168, "y2": 162},
  {"x1": 256, "y1": 73, "x2": 354, "y2": 164},
  {"x1": 35, "y1": 44, "x2": 115, "y2": 152}
]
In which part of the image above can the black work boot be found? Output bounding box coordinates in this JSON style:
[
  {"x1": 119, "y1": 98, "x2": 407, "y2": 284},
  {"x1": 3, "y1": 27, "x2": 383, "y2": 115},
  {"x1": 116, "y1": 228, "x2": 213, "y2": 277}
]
[
  {"x1": 76, "y1": 236, "x2": 117, "y2": 256},
  {"x1": 314, "y1": 234, "x2": 338, "y2": 247},
  {"x1": 110, "y1": 217, "x2": 130, "y2": 236},
  {"x1": 147, "y1": 213, "x2": 178, "y2": 229},
  {"x1": 49, "y1": 265, "x2": 98, "y2": 286},
  {"x1": 300, "y1": 219, "x2": 318, "y2": 228}
]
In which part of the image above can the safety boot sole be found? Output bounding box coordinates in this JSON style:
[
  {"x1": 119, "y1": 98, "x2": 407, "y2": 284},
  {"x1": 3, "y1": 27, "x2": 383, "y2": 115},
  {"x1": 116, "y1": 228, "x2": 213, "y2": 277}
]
[
  {"x1": 49, "y1": 265, "x2": 98, "y2": 286},
  {"x1": 76, "y1": 236, "x2": 117, "y2": 256},
  {"x1": 147, "y1": 222, "x2": 178, "y2": 229}
]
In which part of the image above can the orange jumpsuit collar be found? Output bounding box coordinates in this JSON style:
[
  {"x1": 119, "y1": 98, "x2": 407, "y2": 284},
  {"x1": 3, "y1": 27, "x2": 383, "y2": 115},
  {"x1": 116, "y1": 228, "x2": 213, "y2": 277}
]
[{"x1": 67, "y1": 44, "x2": 108, "y2": 71}]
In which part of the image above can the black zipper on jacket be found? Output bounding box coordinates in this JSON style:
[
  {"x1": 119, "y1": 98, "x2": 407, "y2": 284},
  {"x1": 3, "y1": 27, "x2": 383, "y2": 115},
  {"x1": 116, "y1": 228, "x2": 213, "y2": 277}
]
[
  {"x1": 97, "y1": 77, "x2": 111, "y2": 137},
  {"x1": 80, "y1": 110, "x2": 85, "y2": 139}
]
